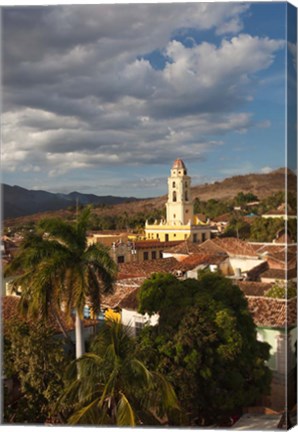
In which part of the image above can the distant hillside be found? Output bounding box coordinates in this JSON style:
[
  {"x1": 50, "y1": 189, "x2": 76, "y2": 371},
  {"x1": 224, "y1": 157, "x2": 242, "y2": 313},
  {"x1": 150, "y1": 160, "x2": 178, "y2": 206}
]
[
  {"x1": 3, "y1": 168, "x2": 296, "y2": 226},
  {"x1": 2, "y1": 184, "x2": 139, "y2": 219}
]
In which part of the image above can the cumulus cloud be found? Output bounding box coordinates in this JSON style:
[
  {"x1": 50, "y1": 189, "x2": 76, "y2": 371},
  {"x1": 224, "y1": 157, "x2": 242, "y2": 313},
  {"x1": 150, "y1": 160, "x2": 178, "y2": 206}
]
[{"x1": 2, "y1": 3, "x2": 284, "y2": 188}]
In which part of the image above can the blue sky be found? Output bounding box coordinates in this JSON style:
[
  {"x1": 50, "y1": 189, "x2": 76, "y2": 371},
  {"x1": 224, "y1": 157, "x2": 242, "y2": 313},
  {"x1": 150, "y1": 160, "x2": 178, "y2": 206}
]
[{"x1": 2, "y1": 2, "x2": 296, "y2": 197}]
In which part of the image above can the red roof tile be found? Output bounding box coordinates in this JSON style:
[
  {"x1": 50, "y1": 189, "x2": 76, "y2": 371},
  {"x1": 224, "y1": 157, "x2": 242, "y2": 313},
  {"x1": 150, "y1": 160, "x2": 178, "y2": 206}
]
[
  {"x1": 117, "y1": 257, "x2": 178, "y2": 280},
  {"x1": 2, "y1": 296, "x2": 98, "y2": 335},
  {"x1": 237, "y1": 281, "x2": 273, "y2": 297},
  {"x1": 174, "y1": 253, "x2": 227, "y2": 272},
  {"x1": 246, "y1": 296, "x2": 296, "y2": 327}
]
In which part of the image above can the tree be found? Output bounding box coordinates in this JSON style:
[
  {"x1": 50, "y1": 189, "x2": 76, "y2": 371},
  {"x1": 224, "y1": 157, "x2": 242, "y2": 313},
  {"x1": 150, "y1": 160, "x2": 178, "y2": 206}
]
[
  {"x1": 3, "y1": 320, "x2": 67, "y2": 424},
  {"x1": 4, "y1": 207, "x2": 117, "y2": 359},
  {"x1": 224, "y1": 216, "x2": 251, "y2": 239},
  {"x1": 138, "y1": 272, "x2": 271, "y2": 426},
  {"x1": 60, "y1": 318, "x2": 179, "y2": 426}
]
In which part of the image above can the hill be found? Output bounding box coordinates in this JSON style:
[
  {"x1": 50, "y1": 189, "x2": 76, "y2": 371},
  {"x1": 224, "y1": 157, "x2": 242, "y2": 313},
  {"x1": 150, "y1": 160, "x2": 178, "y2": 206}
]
[
  {"x1": 3, "y1": 168, "x2": 296, "y2": 227},
  {"x1": 2, "y1": 184, "x2": 139, "y2": 219}
]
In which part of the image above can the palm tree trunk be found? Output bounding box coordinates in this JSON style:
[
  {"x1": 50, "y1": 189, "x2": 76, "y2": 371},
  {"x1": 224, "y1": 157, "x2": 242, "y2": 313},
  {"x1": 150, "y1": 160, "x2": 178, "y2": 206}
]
[{"x1": 75, "y1": 310, "x2": 85, "y2": 359}]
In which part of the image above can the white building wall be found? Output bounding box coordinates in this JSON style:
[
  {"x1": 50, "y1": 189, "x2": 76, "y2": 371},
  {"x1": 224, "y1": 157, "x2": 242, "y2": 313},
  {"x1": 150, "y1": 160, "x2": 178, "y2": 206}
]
[
  {"x1": 228, "y1": 257, "x2": 266, "y2": 274},
  {"x1": 121, "y1": 309, "x2": 159, "y2": 335}
]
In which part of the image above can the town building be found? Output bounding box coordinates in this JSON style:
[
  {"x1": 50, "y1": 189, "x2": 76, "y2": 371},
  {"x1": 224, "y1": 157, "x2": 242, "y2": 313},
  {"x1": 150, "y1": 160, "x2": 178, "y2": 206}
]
[{"x1": 145, "y1": 159, "x2": 211, "y2": 243}]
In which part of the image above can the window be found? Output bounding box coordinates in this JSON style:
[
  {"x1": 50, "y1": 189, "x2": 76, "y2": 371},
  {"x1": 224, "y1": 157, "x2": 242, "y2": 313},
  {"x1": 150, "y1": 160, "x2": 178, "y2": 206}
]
[
  {"x1": 202, "y1": 233, "x2": 206, "y2": 242},
  {"x1": 117, "y1": 255, "x2": 125, "y2": 263},
  {"x1": 173, "y1": 214, "x2": 176, "y2": 218},
  {"x1": 172, "y1": 181, "x2": 176, "y2": 188},
  {"x1": 173, "y1": 191, "x2": 177, "y2": 202},
  {"x1": 185, "y1": 191, "x2": 188, "y2": 201},
  {"x1": 143, "y1": 251, "x2": 149, "y2": 260},
  {"x1": 193, "y1": 234, "x2": 197, "y2": 242},
  {"x1": 165, "y1": 234, "x2": 169, "y2": 242},
  {"x1": 160, "y1": 251, "x2": 163, "y2": 258},
  {"x1": 174, "y1": 234, "x2": 176, "y2": 237},
  {"x1": 156, "y1": 233, "x2": 159, "y2": 239},
  {"x1": 152, "y1": 251, "x2": 157, "y2": 260}
]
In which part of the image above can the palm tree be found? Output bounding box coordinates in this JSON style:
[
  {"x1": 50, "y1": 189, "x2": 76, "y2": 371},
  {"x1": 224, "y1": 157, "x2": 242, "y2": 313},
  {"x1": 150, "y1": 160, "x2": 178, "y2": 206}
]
[
  {"x1": 60, "y1": 317, "x2": 179, "y2": 426},
  {"x1": 4, "y1": 207, "x2": 117, "y2": 359}
]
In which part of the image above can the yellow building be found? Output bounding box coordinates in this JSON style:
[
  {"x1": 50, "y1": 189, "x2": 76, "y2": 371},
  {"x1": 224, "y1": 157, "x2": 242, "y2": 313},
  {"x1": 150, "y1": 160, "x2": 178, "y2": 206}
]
[{"x1": 145, "y1": 159, "x2": 211, "y2": 243}]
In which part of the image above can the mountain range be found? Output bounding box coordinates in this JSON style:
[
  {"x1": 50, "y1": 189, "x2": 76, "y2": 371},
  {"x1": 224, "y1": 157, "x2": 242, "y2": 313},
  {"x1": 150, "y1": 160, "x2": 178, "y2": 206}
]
[
  {"x1": 2, "y1": 184, "x2": 139, "y2": 219},
  {"x1": 2, "y1": 168, "x2": 296, "y2": 221}
]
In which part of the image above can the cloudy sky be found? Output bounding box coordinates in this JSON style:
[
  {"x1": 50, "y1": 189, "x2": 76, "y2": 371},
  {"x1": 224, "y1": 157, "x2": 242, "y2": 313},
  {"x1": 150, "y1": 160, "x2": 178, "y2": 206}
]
[{"x1": 1, "y1": 2, "x2": 295, "y2": 197}]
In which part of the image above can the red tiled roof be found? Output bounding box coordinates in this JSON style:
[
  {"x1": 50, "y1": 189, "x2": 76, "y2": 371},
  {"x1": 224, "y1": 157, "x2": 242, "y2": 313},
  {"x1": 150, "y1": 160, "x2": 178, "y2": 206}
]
[
  {"x1": 212, "y1": 213, "x2": 231, "y2": 223},
  {"x1": 117, "y1": 257, "x2": 178, "y2": 280},
  {"x1": 118, "y1": 287, "x2": 140, "y2": 310},
  {"x1": 261, "y1": 268, "x2": 297, "y2": 280},
  {"x1": 174, "y1": 253, "x2": 227, "y2": 272},
  {"x1": 101, "y1": 278, "x2": 145, "y2": 309},
  {"x1": 236, "y1": 281, "x2": 273, "y2": 297},
  {"x1": 163, "y1": 241, "x2": 206, "y2": 255},
  {"x1": 245, "y1": 261, "x2": 269, "y2": 281},
  {"x1": 246, "y1": 296, "x2": 296, "y2": 327},
  {"x1": 200, "y1": 238, "x2": 258, "y2": 257},
  {"x1": 2, "y1": 296, "x2": 98, "y2": 335}
]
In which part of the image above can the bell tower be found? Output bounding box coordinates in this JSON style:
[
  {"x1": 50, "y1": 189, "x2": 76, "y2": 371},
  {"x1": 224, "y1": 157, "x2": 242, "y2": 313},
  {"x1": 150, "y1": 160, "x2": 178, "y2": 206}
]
[{"x1": 166, "y1": 159, "x2": 193, "y2": 225}]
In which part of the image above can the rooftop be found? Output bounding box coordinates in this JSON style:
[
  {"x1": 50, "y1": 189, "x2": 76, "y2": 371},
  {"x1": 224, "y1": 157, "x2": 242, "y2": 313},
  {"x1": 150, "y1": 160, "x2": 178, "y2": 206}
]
[{"x1": 117, "y1": 257, "x2": 178, "y2": 280}]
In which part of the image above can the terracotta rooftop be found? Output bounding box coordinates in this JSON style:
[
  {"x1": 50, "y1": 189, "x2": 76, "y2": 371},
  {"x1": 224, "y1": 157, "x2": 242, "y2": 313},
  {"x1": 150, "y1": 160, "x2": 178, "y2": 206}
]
[
  {"x1": 199, "y1": 238, "x2": 258, "y2": 257},
  {"x1": 174, "y1": 253, "x2": 227, "y2": 272},
  {"x1": 245, "y1": 261, "x2": 269, "y2": 281},
  {"x1": 2, "y1": 296, "x2": 99, "y2": 335},
  {"x1": 212, "y1": 213, "x2": 231, "y2": 223},
  {"x1": 118, "y1": 287, "x2": 140, "y2": 310},
  {"x1": 163, "y1": 241, "x2": 208, "y2": 255},
  {"x1": 261, "y1": 268, "x2": 297, "y2": 280},
  {"x1": 236, "y1": 281, "x2": 273, "y2": 297},
  {"x1": 101, "y1": 278, "x2": 145, "y2": 309},
  {"x1": 246, "y1": 296, "x2": 296, "y2": 327},
  {"x1": 117, "y1": 257, "x2": 178, "y2": 280},
  {"x1": 264, "y1": 204, "x2": 296, "y2": 216}
]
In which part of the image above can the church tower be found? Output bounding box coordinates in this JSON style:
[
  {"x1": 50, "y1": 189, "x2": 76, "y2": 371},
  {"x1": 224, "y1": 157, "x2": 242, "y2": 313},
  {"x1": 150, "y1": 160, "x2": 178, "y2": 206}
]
[{"x1": 166, "y1": 159, "x2": 193, "y2": 225}]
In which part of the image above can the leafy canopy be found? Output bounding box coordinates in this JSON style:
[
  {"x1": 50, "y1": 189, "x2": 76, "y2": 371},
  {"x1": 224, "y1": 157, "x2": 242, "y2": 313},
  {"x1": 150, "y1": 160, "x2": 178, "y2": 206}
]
[
  {"x1": 60, "y1": 318, "x2": 179, "y2": 426},
  {"x1": 5, "y1": 207, "x2": 118, "y2": 320},
  {"x1": 138, "y1": 272, "x2": 271, "y2": 426}
]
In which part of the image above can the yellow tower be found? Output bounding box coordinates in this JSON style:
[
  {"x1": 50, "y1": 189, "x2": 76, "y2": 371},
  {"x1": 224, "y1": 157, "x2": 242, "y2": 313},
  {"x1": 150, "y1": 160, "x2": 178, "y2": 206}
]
[
  {"x1": 145, "y1": 159, "x2": 211, "y2": 243},
  {"x1": 166, "y1": 159, "x2": 193, "y2": 225}
]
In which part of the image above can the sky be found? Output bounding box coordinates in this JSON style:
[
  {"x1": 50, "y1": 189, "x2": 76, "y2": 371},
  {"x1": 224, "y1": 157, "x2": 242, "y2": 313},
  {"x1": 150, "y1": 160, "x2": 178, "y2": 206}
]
[{"x1": 1, "y1": 1, "x2": 296, "y2": 198}]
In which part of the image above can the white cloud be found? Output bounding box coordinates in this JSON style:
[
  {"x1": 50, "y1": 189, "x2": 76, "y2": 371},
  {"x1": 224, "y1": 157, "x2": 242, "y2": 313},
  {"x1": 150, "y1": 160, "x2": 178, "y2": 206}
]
[{"x1": 2, "y1": 4, "x2": 284, "y2": 184}]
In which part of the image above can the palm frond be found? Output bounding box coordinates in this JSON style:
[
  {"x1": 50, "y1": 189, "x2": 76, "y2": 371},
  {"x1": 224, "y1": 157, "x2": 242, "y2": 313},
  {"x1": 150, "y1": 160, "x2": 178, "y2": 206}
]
[{"x1": 116, "y1": 392, "x2": 136, "y2": 426}]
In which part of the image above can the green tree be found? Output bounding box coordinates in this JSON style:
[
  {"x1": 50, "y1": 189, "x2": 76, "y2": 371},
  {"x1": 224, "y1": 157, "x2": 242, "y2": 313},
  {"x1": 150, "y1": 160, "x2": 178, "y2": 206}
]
[
  {"x1": 4, "y1": 207, "x2": 117, "y2": 359},
  {"x1": 264, "y1": 280, "x2": 297, "y2": 299},
  {"x1": 224, "y1": 216, "x2": 251, "y2": 239},
  {"x1": 138, "y1": 272, "x2": 271, "y2": 426},
  {"x1": 4, "y1": 320, "x2": 67, "y2": 424},
  {"x1": 60, "y1": 318, "x2": 179, "y2": 426}
]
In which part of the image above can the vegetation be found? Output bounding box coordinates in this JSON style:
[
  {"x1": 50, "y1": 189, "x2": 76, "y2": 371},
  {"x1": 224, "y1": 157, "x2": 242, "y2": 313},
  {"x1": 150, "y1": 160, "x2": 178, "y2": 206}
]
[
  {"x1": 138, "y1": 272, "x2": 272, "y2": 426},
  {"x1": 264, "y1": 281, "x2": 297, "y2": 299},
  {"x1": 4, "y1": 207, "x2": 117, "y2": 358},
  {"x1": 3, "y1": 321, "x2": 67, "y2": 424},
  {"x1": 60, "y1": 318, "x2": 179, "y2": 426}
]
